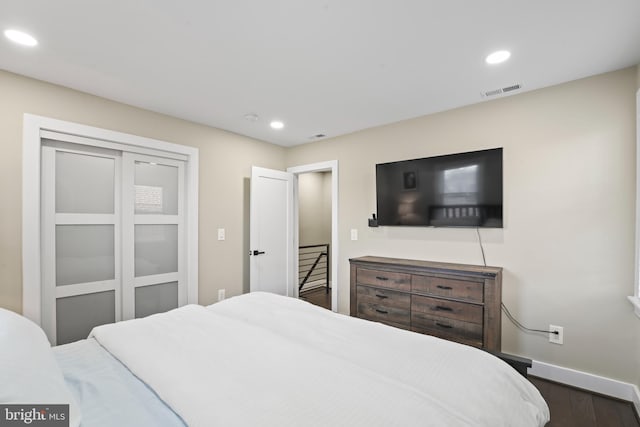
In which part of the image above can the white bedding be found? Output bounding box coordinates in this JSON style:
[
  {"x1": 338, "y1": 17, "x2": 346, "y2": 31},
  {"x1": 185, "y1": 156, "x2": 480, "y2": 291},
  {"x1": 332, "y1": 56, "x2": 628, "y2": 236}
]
[
  {"x1": 90, "y1": 292, "x2": 550, "y2": 427},
  {"x1": 53, "y1": 339, "x2": 185, "y2": 427}
]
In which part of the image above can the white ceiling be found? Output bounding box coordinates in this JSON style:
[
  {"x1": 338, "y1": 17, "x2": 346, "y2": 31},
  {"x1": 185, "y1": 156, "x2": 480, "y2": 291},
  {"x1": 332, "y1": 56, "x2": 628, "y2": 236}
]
[{"x1": 2, "y1": 1, "x2": 639, "y2": 147}]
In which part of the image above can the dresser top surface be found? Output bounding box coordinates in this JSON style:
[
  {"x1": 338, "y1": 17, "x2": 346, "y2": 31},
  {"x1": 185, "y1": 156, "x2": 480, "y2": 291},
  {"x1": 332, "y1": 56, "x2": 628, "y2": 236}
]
[{"x1": 349, "y1": 256, "x2": 502, "y2": 276}]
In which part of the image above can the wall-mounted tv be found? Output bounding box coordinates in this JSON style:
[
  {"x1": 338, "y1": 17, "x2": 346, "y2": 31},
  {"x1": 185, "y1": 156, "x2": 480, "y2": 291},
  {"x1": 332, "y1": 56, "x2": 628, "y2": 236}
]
[{"x1": 376, "y1": 148, "x2": 503, "y2": 227}]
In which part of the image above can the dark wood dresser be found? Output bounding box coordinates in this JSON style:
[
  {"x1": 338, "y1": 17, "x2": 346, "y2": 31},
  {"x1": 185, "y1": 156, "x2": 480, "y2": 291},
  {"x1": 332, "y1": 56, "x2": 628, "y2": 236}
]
[{"x1": 350, "y1": 256, "x2": 502, "y2": 351}]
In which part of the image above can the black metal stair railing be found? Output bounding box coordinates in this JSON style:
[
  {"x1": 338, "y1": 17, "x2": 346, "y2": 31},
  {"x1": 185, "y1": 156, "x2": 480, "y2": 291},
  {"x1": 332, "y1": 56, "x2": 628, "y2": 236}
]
[{"x1": 298, "y1": 244, "x2": 330, "y2": 294}]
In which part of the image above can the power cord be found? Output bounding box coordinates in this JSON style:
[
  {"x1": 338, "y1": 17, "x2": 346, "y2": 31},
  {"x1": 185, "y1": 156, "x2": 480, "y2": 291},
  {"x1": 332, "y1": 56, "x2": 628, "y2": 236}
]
[
  {"x1": 475, "y1": 227, "x2": 487, "y2": 267},
  {"x1": 475, "y1": 227, "x2": 559, "y2": 336},
  {"x1": 501, "y1": 302, "x2": 559, "y2": 335}
]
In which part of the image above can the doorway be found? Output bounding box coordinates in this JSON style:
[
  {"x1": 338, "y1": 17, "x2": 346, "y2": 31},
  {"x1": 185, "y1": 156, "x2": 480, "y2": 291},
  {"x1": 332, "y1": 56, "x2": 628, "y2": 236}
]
[
  {"x1": 288, "y1": 161, "x2": 339, "y2": 312},
  {"x1": 248, "y1": 161, "x2": 338, "y2": 312},
  {"x1": 296, "y1": 171, "x2": 332, "y2": 310}
]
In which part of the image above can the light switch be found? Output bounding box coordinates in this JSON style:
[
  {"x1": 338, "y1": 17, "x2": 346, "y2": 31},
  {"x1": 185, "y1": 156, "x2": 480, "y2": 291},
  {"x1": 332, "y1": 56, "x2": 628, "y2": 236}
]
[
  {"x1": 350, "y1": 229, "x2": 358, "y2": 241},
  {"x1": 217, "y1": 228, "x2": 225, "y2": 241}
]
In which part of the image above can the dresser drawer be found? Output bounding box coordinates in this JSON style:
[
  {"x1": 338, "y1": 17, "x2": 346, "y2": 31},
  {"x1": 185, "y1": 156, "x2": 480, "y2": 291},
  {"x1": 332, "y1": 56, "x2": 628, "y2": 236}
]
[
  {"x1": 357, "y1": 268, "x2": 411, "y2": 291},
  {"x1": 411, "y1": 295, "x2": 482, "y2": 324},
  {"x1": 411, "y1": 312, "x2": 483, "y2": 347},
  {"x1": 411, "y1": 275, "x2": 483, "y2": 303},
  {"x1": 350, "y1": 256, "x2": 501, "y2": 351},
  {"x1": 357, "y1": 285, "x2": 410, "y2": 310},
  {"x1": 357, "y1": 299, "x2": 410, "y2": 329}
]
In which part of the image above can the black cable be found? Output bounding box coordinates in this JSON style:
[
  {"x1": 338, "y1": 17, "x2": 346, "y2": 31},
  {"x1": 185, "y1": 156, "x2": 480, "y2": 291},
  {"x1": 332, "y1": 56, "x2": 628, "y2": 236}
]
[
  {"x1": 501, "y1": 302, "x2": 558, "y2": 335},
  {"x1": 476, "y1": 227, "x2": 558, "y2": 336}
]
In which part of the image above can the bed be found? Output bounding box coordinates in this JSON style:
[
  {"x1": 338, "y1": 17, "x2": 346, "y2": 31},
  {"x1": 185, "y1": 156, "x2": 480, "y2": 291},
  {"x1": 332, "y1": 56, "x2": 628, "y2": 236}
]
[{"x1": 1, "y1": 292, "x2": 550, "y2": 426}]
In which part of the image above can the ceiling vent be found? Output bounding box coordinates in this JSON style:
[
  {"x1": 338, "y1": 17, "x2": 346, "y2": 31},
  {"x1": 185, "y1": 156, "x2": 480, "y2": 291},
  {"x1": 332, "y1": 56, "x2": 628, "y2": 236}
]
[{"x1": 481, "y1": 83, "x2": 522, "y2": 98}]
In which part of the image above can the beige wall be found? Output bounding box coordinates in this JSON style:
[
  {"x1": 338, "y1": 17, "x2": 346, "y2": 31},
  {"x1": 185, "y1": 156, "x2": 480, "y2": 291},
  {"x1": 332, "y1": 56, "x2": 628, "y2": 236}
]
[
  {"x1": 0, "y1": 70, "x2": 285, "y2": 313},
  {"x1": 298, "y1": 172, "x2": 332, "y2": 246},
  {"x1": 2, "y1": 66, "x2": 639, "y2": 387},
  {"x1": 287, "y1": 67, "x2": 640, "y2": 385}
]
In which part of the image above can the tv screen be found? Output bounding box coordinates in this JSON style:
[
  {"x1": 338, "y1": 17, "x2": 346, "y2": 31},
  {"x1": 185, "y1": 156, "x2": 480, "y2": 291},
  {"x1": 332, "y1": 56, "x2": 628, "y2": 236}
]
[{"x1": 376, "y1": 148, "x2": 503, "y2": 227}]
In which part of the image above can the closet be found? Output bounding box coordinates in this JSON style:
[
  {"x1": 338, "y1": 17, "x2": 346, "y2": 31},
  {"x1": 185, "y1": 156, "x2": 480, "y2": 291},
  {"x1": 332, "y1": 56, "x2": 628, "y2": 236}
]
[{"x1": 39, "y1": 131, "x2": 188, "y2": 345}]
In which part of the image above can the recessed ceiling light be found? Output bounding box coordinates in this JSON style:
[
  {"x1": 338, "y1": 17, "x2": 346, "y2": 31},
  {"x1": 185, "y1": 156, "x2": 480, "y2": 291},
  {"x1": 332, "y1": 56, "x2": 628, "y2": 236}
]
[
  {"x1": 243, "y1": 113, "x2": 259, "y2": 122},
  {"x1": 270, "y1": 120, "x2": 284, "y2": 130},
  {"x1": 485, "y1": 50, "x2": 510, "y2": 65},
  {"x1": 4, "y1": 29, "x2": 38, "y2": 47}
]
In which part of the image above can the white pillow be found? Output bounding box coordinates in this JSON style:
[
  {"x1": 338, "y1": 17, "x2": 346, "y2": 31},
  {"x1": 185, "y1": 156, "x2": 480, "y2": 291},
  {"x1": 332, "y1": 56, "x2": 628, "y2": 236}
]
[{"x1": 0, "y1": 308, "x2": 81, "y2": 427}]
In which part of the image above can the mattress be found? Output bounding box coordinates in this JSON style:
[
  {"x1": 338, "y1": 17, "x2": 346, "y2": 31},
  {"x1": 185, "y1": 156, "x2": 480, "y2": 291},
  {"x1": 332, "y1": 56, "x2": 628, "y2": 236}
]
[
  {"x1": 53, "y1": 338, "x2": 185, "y2": 427},
  {"x1": 88, "y1": 292, "x2": 550, "y2": 426}
]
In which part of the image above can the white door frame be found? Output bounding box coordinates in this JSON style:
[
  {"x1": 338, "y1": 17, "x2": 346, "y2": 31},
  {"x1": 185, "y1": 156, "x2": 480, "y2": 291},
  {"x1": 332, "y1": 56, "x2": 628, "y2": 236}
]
[
  {"x1": 22, "y1": 114, "x2": 199, "y2": 325},
  {"x1": 287, "y1": 161, "x2": 339, "y2": 312}
]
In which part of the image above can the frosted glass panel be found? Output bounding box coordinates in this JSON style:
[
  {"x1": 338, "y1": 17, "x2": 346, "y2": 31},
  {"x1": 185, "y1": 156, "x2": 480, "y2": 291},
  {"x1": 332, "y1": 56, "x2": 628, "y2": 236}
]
[
  {"x1": 135, "y1": 282, "x2": 178, "y2": 318},
  {"x1": 56, "y1": 151, "x2": 114, "y2": 214},
  {"x1": 56, "y1": 225, "x2": 115, "y2": 286},
  {"x1": 135, "y1": 225, "x2": 178, "y2": 277},
  {"x1": 135, "y1": 162, "x2": 178, "y2": 214},
  {"x1": 56, "y1": 291, "x2": 115, "y2": 345}
]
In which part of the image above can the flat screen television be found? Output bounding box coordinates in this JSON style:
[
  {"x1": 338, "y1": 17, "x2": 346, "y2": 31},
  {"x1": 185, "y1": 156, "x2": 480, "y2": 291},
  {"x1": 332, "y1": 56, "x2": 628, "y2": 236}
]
[{"x1": 375, "y1": 148, "x2": 503, "y2": 227}]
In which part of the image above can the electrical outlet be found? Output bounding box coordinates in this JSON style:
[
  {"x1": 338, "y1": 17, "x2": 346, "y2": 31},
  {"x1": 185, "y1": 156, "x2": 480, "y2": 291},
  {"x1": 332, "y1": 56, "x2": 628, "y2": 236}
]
[
  {"x1": 217, "y1": 228, "x2": 225, "y2": 241},
  {"x1": 549, "y1": 325, "x2": 563, "y2": 345},
  {"x1": 218, "y1": 289, "x2": 226, "y2": 301}
]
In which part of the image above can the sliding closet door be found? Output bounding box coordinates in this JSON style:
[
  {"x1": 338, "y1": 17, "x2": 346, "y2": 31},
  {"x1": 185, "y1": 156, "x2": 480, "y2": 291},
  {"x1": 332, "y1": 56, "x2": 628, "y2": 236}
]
[
  {"x1": 122, "y1": 153, "x2": 186, "y2": 320},
  {"x1": 41, "y1": 144, "x2": 121, "y2": 345},
  {"x1": 41, "y1": 141, "x2": 188, "y2": 344}
]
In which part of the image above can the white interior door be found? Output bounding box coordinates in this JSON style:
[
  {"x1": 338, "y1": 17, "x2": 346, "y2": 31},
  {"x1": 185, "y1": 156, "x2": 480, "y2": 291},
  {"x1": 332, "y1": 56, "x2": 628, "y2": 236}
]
[{"x1": 250, "y1": 167, "x2": 294, "y2": 296}]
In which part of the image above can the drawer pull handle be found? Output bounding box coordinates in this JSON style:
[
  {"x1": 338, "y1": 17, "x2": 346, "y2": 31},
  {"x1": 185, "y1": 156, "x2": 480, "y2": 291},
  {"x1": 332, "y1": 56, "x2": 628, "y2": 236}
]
[
  {"x1": 435, "y1": 305, "x2": 453, "y2": 311},
  {"x1": 375, "y1": 309, "x2": 388, "y2": 314},
  {"x1": 375, "y1": 294, "x2": 388, "y2": 299},
  {"x1": 436, "y1": 322, "x2": 453, "y2": 329},
  {"x1": 436, "y1": 285, "x2": 453, "y2": 290},
  {"x1": 376, "y1": 276, "x2": 389, "y2": 281}
]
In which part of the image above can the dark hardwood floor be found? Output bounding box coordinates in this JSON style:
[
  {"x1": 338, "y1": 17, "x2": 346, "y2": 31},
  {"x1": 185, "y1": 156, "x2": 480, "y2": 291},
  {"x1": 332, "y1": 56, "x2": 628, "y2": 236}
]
[
  {"x1": 530, "y1": 376, "x2": 640, "y2": 427},
  {"x1": 299, "y1": 287, "x2": 331, "y2": 310}
]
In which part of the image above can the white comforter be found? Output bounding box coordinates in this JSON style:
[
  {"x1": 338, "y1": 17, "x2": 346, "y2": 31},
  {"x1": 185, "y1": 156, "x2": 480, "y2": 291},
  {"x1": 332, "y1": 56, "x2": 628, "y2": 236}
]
[{"x1": 90, "y1": 292, "x2": 550, "y2": 427}]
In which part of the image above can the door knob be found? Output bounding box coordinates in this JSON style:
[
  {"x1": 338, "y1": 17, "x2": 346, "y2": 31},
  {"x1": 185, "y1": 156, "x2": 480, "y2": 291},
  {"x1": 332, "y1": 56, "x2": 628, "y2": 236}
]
[{"x1": 252, "y1": 250, "x2": 265, "y2": 256}]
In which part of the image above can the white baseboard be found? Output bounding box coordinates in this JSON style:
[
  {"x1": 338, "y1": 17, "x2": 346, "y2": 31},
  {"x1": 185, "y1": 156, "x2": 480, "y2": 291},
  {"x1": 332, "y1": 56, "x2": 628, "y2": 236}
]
[{"x1": 529, "y1": 360, "x2": 640, "y2": 416}]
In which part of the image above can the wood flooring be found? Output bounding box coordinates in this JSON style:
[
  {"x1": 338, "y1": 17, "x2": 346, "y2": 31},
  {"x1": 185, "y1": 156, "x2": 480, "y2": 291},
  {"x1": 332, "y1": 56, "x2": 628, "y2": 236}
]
[
  {"x1": 299, "y1": 287, "x2": 331, "y2": 310},
  {"x1": 530, "y1": 376, "x2": 639, "y2": 427}
]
